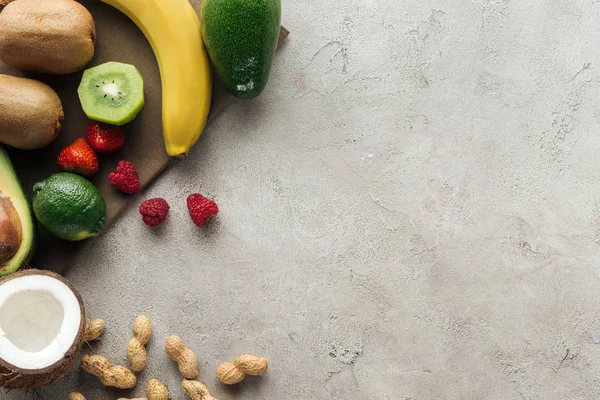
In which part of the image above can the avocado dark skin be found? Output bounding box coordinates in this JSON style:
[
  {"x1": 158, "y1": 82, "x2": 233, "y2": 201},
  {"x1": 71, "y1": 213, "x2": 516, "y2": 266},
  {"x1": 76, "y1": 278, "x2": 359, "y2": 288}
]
[{"x1": 202, "y1": 0, "x2": 282, "y2": 99}]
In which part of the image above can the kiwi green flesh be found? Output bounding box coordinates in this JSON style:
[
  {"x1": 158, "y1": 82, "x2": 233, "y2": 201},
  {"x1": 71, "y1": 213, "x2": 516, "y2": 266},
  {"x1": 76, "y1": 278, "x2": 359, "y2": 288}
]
[{"x1": 77, "y1": 62, "x2": 144, "y2": 126}]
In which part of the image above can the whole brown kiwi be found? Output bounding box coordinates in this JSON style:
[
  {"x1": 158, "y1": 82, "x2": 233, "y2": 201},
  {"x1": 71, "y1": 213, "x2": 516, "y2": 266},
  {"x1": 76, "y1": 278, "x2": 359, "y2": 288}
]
[
  {"x1": 0, "y1": 74, "x2": 63, "y2": 150},
  {"x1": 0, "y1": 0, "x2": 96, "y2": 74}
]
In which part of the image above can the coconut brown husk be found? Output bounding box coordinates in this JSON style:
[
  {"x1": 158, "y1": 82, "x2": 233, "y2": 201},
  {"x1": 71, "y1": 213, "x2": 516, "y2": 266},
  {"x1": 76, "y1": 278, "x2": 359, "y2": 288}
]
[{"x1": 0, "y1": 269, "x2": 86, "y2": 389}]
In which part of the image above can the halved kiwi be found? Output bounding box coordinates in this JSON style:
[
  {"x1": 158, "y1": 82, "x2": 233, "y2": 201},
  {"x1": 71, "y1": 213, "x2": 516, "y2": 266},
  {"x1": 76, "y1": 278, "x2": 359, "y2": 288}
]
[{"x1": 77, "y1": 61, "x2": 144, "y2": 126}]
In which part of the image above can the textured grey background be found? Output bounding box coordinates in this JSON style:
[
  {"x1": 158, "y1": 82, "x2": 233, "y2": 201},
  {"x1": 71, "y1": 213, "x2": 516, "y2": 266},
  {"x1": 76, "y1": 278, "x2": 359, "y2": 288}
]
[{"x1": 4, "y1": 0, "x2": 600, "y2": 399}]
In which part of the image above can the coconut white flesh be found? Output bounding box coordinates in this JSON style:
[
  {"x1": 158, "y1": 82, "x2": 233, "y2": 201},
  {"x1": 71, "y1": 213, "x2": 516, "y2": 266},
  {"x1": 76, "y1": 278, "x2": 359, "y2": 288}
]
[{"x1": 0, "y1": 274, "x2": 81, "y2": 370}]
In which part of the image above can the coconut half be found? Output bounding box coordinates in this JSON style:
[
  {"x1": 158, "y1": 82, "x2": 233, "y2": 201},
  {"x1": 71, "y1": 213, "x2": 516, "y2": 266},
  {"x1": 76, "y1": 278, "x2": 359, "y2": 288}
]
[{"x1": 0, "y1": 269, "x2": 85, "y2": 389}]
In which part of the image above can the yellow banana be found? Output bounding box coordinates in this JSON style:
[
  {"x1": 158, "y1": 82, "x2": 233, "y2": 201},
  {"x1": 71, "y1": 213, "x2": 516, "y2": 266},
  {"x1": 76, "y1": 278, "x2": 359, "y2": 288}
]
[{"x1": 101, "y1": 0, "x2": 212, "y2": 158}]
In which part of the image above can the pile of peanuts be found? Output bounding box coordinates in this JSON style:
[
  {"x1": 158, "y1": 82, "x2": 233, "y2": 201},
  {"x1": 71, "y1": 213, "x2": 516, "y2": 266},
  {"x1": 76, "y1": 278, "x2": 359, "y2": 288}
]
[{"x1": 70, "y1": 316, "x2": 268, "y2": 399}]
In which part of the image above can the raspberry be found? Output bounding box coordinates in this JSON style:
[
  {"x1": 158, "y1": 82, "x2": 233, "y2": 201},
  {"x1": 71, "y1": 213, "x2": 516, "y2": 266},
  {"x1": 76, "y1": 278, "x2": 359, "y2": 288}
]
[
  {"x1": 186, "y1": 193, "x2": 218, "y2": 227},
  {"x1": 109, "y1": 161, "x2": 140, "y2": 194},
  {"x1": 139, "y1": 198, "x2": 170, "y2": 227}
]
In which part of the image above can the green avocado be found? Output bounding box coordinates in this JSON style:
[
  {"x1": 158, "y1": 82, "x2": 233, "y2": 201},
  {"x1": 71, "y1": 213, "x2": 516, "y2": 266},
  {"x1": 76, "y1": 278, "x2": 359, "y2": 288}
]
[
  {"x1": 0, "y1": 146, "x2": 35, "y2": 276},
  {"x1": 202, "y1": 0, "x2": 282, "y2": 99}
]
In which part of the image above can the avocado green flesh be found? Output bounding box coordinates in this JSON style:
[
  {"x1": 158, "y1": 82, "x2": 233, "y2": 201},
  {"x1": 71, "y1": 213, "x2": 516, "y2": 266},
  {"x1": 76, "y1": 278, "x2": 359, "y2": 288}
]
[
  {"x1": 33, "y1": 173, "x2": 106, "y2": 242},
  {"x1": 202, "y1": 0, "x2": 282, "y2": 99},
  {"x1": 0, "y1": 146, "x2": 35, "y2": 276}
]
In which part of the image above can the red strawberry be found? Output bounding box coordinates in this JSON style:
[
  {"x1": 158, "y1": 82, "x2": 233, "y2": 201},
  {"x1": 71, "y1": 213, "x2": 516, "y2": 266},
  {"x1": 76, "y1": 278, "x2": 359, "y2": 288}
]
[
  {"x1": 186, "y1": 193, "x2": 218, "y2": 227},
  {"x1": 139, "y1": 198, "x2": 170, "y2": 227},
  {"x1": 86, "y1": 122, "x2": 125, "y2": 153},
  {"x1": 109, "y1": 160, "x2": 140, "y2": 194},
  {"x1": 57, "y1": 138, "x2": 99, "y2": 177}
]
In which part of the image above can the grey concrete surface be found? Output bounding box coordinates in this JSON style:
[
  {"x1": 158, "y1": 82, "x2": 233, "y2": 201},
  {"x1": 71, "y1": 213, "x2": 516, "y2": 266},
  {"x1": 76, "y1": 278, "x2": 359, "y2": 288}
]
[{"x1": 5, "y1": 0, "x2": 600, "y2": 399}]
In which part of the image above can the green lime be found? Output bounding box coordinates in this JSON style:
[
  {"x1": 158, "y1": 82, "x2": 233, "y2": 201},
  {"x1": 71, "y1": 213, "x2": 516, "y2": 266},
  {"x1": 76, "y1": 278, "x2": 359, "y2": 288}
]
[{"x1": 33, "y1": 173, "x2": 106, "y2": 241}]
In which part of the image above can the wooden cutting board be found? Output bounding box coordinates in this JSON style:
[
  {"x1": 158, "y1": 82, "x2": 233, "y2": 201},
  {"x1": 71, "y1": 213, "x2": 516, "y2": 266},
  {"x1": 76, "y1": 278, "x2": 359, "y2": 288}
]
[{"x1": 0, "y1": 0, "x2": 288, "y2": 273}]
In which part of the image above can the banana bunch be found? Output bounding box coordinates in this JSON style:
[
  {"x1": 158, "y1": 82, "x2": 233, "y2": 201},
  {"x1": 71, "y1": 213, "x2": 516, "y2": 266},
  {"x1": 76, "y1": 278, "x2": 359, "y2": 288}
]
[{"x1": 101, "y1": 0, "x2": 212, "y2": 158}]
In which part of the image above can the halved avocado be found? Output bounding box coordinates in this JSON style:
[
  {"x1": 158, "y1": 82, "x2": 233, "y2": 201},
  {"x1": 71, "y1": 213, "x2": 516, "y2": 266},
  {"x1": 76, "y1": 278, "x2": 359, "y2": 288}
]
[{"x1": 0, "y1": 146, "x2": 35, "y2": 275}]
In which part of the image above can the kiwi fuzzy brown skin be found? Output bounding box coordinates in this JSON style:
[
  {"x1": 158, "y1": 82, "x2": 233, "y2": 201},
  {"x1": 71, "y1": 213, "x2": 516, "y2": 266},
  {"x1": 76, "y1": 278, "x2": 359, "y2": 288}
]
[
  {"x1": 0, "y1": 74, "x2": 63, "y2": 150},
  {"x1": 0, "y1": 0, "x2": 96, "y2": 74},
  {"x1": 0, "y1": 196, "x2": 22, "y2": 263}
]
